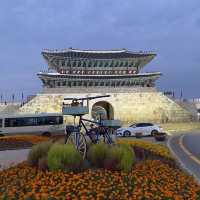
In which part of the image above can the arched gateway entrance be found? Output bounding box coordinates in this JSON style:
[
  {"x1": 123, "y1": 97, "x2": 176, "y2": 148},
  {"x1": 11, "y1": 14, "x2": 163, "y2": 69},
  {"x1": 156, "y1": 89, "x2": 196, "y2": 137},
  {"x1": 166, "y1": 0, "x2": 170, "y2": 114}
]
[{"x1": 91, "y1": 101, "x2": 114, "y2": 120}]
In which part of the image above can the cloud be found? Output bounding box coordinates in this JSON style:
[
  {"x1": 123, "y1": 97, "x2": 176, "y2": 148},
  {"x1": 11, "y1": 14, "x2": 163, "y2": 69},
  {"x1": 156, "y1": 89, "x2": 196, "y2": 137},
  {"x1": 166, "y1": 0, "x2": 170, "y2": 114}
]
[{"x1": 0, "y1": 0, "x2": 200, "y2": 99}]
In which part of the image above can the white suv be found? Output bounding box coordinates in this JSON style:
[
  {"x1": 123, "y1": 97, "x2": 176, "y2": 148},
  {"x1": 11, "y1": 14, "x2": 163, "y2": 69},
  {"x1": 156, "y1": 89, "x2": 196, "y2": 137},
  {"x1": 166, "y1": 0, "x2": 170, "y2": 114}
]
[{"x1": 116, "y1": 122, "x2": 163, "y2": 137}]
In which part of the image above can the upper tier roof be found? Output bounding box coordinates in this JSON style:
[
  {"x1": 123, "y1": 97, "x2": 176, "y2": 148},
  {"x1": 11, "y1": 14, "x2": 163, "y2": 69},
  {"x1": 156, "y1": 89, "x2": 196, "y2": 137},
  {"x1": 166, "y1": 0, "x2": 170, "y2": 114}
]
[{"x1": 42, "y1": 48, "x2": 156, "y2": 59}]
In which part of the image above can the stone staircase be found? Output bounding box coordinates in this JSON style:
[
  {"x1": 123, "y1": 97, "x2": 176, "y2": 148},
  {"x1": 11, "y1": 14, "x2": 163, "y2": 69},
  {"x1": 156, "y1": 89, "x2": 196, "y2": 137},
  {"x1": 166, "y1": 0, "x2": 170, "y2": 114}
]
[
  {"x1": 0, "y1": 105, "x2": 6, "y2": 113},
  {"x1": 110, "y1": 92, "x2": 193, "y2": 123},
  {"x1": 18, "y1": 94, "x2": 63, "y2": 114},
  {"x1": 156, "y1": 93, "x2": 193, "y2": 122},
  {"x1": 175, "y1": 100, "x2": 198, "y2": 120},
  {"x1": 0, "y1": 103, "x2": 21, "y2": 114}
]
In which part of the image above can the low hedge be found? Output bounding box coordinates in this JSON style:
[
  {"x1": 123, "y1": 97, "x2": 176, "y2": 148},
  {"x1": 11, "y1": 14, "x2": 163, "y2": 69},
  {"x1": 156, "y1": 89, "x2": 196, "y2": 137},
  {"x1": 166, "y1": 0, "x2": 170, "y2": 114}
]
[
  {"x1": 48, "y1": 143, "x2": 82, "y2": 172},
  {"x1": 107, "y1": 143, "x2": 135, "y2": 172},
  {"x1": 87, "y1": 143, "x2": 109, "y2": 168},
  {"x1": 117, "y1": 139, "x2": 172, "y2": 159},
  {"x1": 117, "y1": 139, "x2": 176, "y2": 168},
  {"x1": 87, "y1": 143, "x2": 135, "y2": 172},
  {"x1": 27, "y1": 141, "x2": 53, "y2": 167}
]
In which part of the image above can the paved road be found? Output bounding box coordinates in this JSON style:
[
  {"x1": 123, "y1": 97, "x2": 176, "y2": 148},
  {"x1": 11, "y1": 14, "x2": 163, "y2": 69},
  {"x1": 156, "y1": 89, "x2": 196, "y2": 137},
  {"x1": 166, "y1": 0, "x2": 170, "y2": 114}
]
[
  {"x1": 0, "y1": 149, "x2": 30, "y2": 171},
  {"x1": 182, "y1": 133, "x2": 200, "y2": 160},
  {"x1": 168, "y1": 132, "x2": 200, "y2": 184}
]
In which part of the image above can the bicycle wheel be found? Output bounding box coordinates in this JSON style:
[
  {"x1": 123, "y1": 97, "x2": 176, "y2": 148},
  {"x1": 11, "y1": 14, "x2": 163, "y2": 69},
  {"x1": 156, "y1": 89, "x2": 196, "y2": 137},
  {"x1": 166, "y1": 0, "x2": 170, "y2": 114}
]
[
  {"x1": 96, "y1": 126, "x2": 112, "y2": 144},
  {"x1": 102, "y1": 128, "x2": 113, "y2": 144},
  {"x1": 65, "y1": 132, "x2": 87, "y2": 159},
  {"x1": 103, "y1": 134, "x2": 113, "y2": 144}
]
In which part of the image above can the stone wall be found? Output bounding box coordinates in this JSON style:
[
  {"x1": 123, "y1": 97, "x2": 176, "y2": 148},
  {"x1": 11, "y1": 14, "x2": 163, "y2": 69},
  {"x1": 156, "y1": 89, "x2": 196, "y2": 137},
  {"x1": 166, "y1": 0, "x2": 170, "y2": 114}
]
[
  {"x1": 18, "y1": 91, "x2": 193, "y2": 124},
  {"x1": 195, "y1": 102, "x2": 200, "y2": 110},
  {"x1": 42, "y1": 86, "x2": 157, "y2": 94},
  {"x1": 0, "y1": 103, "x2": 21, "y2": 114}
]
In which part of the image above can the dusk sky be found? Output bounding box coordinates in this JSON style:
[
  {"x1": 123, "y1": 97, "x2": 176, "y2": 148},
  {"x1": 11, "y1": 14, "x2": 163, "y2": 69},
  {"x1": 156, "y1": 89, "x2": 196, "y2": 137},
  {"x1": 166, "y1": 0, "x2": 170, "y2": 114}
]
[{"x1": 0, "y1": 0, "x2": 200, "y2": 101}]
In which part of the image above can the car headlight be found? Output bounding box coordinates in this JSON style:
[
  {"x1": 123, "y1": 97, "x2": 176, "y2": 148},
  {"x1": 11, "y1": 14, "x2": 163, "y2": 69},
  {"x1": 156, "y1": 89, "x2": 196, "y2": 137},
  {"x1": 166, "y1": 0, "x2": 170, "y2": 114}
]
[{"x1": 116, "y1": 130, "x2": 122, "y2": 135}]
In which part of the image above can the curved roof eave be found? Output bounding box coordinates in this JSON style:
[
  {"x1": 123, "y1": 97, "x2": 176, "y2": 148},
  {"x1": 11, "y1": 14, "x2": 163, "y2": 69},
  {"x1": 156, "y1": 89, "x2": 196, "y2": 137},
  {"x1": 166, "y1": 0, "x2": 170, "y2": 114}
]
[
  {"x1": 41, "y1": 48, "x2": 156, "y2": 56},
  {"x1": 37, "y1": 71, "x2": 162, "y2": 78}
]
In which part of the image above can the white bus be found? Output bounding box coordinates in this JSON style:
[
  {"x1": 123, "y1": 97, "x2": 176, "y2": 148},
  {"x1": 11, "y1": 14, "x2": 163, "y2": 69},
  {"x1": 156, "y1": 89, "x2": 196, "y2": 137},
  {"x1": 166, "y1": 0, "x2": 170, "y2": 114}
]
[{"x1": 0, "y1": 113, "x2": 65, "y2": 137}]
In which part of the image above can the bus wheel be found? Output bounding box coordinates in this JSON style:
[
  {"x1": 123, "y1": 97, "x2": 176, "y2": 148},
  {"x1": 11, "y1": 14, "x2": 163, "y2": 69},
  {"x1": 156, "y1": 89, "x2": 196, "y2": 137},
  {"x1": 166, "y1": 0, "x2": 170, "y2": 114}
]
[{"x1": 42, "y1": 132, "x2": 51, "y2": 137}]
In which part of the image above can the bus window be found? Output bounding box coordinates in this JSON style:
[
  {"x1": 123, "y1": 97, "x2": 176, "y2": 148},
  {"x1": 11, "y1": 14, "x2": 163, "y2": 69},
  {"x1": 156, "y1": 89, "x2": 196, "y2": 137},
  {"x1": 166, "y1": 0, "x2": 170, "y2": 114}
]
[
  {"x1": 5, "y1": 117, "x2": 37, "y2": 127},
  {"x1": 36, "y1": 117, "x2": 46, "y2": 125},
  {"x1": 55, "y1": 116, "x2": 63, "y2": 124},
  {"x1": 22, "y1": 117, "x2": 37, "y2": 126},
  {"x1": 5, "y1": 118, "x2": 18, "y2": 127},
  {"x1": 58, "y1": 116, "x2": 63, "y2": 124},
  {"x1": 0, "y1": 119, "x2": 2, "y2": 128},
  {"x1": 45, "y1": 116, "x2": 57, "y2": 125},
  {"x1": 36, "y1": 116, "x2": 62, "y2": 126},
  {"x1": 4, "y1": 115, "x2": 63, "y2": 127}
]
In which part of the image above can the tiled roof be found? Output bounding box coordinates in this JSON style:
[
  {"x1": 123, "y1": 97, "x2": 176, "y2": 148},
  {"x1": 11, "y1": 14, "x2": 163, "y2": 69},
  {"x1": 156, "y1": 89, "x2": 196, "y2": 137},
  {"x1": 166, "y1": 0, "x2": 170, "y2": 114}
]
[{"x1": 42, "y1": 48, "x2": 156, "y2": 59}]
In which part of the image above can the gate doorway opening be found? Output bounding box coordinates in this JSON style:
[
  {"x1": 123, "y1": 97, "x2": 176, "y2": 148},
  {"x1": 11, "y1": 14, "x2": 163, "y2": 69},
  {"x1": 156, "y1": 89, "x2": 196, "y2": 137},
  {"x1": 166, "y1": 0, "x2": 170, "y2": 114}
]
[{"x1": 91, "y1": 101, "x2": 114, "y2": 120}]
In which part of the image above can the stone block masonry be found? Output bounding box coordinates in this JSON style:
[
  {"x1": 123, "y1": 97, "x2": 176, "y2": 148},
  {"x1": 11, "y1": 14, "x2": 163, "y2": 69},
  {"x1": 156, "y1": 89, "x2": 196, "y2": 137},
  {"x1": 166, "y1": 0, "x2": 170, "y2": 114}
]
[{"x1": 18, "y1": 90, "x2": 193, "y2": 124}]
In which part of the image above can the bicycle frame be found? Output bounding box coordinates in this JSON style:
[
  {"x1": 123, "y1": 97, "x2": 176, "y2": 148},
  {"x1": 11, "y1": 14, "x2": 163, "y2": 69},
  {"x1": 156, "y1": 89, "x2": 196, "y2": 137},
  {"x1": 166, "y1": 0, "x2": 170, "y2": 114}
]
[
  {"x1": 78, "y1": 116, "x2": 113, "y2": 144},
  {"x1": 63, "y1": 95, "x2": 115, "y2": 158}
]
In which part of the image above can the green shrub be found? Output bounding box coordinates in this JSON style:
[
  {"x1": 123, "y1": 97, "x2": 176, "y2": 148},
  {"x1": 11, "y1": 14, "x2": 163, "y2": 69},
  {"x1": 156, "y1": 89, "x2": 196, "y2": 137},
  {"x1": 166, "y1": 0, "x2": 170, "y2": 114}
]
[
  {"x1": 47, "y1": 143, "x2": 82, "y2": 172},
  {"x1": 119, "y1": 143, "x2": 134, "y2": 153},
  {"x1": 107, "y1": 144, "x2": 135, "y2": 172},
  {"x1": 27, "y1": 141, "x2": 53, "y2": 167},
  {"x1": 87, "y1": 142, "x2": 109, "y2": 168},
  {"x1": 118, "y1": 144, "x2": 135, "y2": 172},
  {"x1": 106, "y1": 145, "x2": 123, "y2": 168}
]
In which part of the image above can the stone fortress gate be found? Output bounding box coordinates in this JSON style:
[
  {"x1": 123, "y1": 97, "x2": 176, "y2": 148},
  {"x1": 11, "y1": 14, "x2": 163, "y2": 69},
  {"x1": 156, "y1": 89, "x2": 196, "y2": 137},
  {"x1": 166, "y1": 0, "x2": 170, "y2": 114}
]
[{"x1": 19, "y1": 48, "x2": 193, "y2": 123}]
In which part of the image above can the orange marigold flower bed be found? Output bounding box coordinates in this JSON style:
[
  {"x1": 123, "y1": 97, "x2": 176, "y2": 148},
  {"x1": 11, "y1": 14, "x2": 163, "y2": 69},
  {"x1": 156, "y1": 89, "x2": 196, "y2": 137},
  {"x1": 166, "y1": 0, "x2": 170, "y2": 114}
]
[
  {"x1": 0, "y1": 135, "x2": 49, "y2": 144},
  {"x1": 0, "y1": 160, "x2": 200, "y2": 200},
  {"x1": 0, "y1": 135, "x2": 49, "y2": 150},
  {"x1": 117, "y1": 139, "x2": 172, "y2": 159}
]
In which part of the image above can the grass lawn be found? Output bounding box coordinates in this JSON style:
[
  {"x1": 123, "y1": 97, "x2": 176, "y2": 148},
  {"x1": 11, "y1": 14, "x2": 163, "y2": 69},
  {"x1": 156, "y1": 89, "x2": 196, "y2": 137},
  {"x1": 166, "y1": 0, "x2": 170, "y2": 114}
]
[{"x1": 160, "y1": 122, "x2": 200, "y2": 134}]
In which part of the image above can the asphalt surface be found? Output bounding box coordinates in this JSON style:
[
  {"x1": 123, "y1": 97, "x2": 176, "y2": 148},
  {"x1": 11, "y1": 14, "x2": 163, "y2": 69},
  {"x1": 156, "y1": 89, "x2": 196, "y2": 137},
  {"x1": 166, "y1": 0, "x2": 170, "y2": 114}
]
[
  {"x1": 182, "y1": 133, "x2": 200, "y2": 160},
  {"x1": 168, "y1": 131, "x2": 200, "y2": 184},
  {"x1": 0, "y1": 148, "x2": 30, "y2": 171}
]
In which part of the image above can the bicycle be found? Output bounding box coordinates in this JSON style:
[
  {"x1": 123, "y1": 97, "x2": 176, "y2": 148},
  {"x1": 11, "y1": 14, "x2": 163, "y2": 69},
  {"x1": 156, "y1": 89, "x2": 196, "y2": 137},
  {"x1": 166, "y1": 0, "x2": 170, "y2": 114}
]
[{"x1": 62, "y1": 95, "x2": 121, "y2": 158}]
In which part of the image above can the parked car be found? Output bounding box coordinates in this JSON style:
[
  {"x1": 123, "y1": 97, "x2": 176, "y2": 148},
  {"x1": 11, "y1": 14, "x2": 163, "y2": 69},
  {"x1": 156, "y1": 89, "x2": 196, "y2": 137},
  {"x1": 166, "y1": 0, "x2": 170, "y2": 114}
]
[{"x1": 116, "y1": 122, "x2": 163, "y2": 137}]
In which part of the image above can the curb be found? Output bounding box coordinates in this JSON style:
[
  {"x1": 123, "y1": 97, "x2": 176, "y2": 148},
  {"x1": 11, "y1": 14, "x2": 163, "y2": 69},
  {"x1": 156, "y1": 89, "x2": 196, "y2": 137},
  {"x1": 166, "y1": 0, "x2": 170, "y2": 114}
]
[{"x1": 167, "y1": 135, "x2": 200, "y2": 184}]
